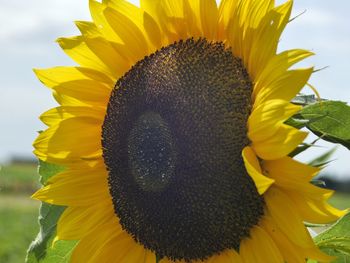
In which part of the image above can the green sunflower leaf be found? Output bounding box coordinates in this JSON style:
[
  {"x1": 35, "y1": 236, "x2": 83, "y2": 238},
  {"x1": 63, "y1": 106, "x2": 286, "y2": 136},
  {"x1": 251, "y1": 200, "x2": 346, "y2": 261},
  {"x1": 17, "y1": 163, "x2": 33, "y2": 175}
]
[
  {"x1": 38, "y1": 160, "x2": 65, "y2": 185},
  {"x1": 26, "y1": 203, "x2": 66, "y2": 262},
  {"x1": 26, "y1": 161, "x2": 76, "y2": 263},
  {"x1": 285, "y1": 117, "x2": 309, "y2": 129},
  {"x1": 310, "y1": 213, "x2": 350, "y2": 263},
  {"x1": 308, "y1": 147, "x2": 337, "y2": 167},
  {"x1": 292, "y1": 101, "x2": 350, "y2": 150}
]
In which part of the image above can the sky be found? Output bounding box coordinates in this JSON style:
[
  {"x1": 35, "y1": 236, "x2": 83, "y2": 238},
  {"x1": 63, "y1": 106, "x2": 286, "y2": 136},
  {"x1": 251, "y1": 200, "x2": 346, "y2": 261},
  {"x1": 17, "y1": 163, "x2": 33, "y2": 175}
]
[{"x1": 0, "y1": 0, "x2": 349, "y2": 178}]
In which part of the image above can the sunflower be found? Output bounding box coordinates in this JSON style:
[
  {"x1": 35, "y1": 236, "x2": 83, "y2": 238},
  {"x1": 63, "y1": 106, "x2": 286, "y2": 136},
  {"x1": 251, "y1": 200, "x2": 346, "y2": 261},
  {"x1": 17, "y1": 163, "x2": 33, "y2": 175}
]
[{"x1": 32, "y1": 0, "x2": 346, "y2": 262}]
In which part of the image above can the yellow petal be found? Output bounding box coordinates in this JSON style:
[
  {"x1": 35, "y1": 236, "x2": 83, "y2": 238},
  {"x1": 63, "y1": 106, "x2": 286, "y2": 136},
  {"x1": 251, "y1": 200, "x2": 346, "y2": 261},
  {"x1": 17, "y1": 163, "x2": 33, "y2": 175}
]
[
  {"x1": 242, "y1": 147, "x2": 274, "y2": 195},
  {"x1": 264, "y1": 187, "x2": 315, "y2": 248},
  {"x1": 240, "y1": 225, "x2": 284, "y2": 263},
  {"x1": 255, "y1": 68, "x2": 314, "y2": 104},
  {"x1": 264, "y1": 157, "x2": 328, "y2": 198},
  {"x1": 33, "y1": 67, "x2": 113, "y2": 89},
  {"x1": 56, "y1": 36, "x2": 119, "y2": 78},
  {"x1": 144, "y1": 250, "x2": 157, "y2": 263},
  {"x1": 104, "y1": 7, "x2": 149, "y2": 62},
  {"x1": 247, "y1": 1, "x2": 292, "y2": 78},
  {"x1": 254, "y1": 49, "x2": 314, "y2": 97},
  {"x1": 84, "y1": 36, "x2": 131, "y2": 78},
  {"x1": 207, "y1": 250, "x2": 242, "y2": 263},
  {"x1": 248, "y1": 100, "x2": 302, "y2": 142},
  {"x1": 31, "y1": 166, "x2": 110, "y2": 206},
  {"x1": 89, "y1": 0, "x2": 122, "y2": 43},
  {"x1": 156, "y1": 0, "x2": 189, "y2": 41},
  {"x1": 218, "y1": 0, "x2": 238, "y2": 40},
  {"x1": 264, "y1": 156, "x2": 319, "y2": 182},
  {"x1": 263, "y1": 158, "x2": 346, "y2": 222},
  {"x1": 140, "y1": 0, "x2": 161, "y2": 22},
  {"x1": 40, "y1": 106, "x2": 105, "y2": 127},
  {"x1": 303, "y1": 246, "x2": 336, "y2": 263},
  {"x1": 70, "y1": 221, "x2": 126, "y2": 263},
  {"x1": 56, "y1": 202, "x2": 114, "y2": 240},
  {"x1": 183, "y1": 0, "x2": 201, "y2": 38},
  {"x1": 143, "y1": 11, "x2": 162, "y2": 49},
  {"x1": 105, "y1": 0, "x2": 143, "y2": 28},
  {"x1": 262, "y1": 214, "x2": 335, "y2": 262},
  {"x1": 115, "y1": 243, "x2": 148, "y2": 262},
  {"x1": 106, "y1": 0, "x2": 160, "y2": 51},
  {"x1": 199, "y1": 0, "x2": 218, "y2": 40},
  {"x1": 33, "y1": 117, "x2": 102, "y2": 164},
  {"x1": 252, "y1": 124, "x2": 308, "y2": 160},
  {"x1": 287, "y1": 190, "x2": 346, "y2": 224},
  {"x1": 260, "y1": 216, "x2": 307, "y2": 263},
  {"x1": 86, "y1": 227, "x2": 151, "y2": 263},
  {"x1": 52, "y1": 79, "x2": 111, "y2": 106},
  {"x1": 160, "y1": 258, "x2": 183, "y2": 263},
  {"x1": 75, "y1": 21, "x2": 101, "y2": 37},
  {"x1": 245, "y1": 0, "x2": 275, "y2": 29},
  {"x1": 268, "y1": 168, "x2": 331, "y2": 198},
  {"x1": 225, "y1": 250, "x2": 242, "y2": 263},
  {"x1": 53, "y1": 92, "x2": 88, "y2": 107},
  {"x1": 242, "y1": 0, "x2": 275, "y2": 71}
]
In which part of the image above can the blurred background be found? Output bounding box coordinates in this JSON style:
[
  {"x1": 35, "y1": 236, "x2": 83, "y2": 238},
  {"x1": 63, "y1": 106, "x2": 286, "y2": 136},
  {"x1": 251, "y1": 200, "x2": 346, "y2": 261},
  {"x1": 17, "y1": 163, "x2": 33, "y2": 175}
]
[{"x1": 0, "y1": 0, "x2": 349, "y2": 262}]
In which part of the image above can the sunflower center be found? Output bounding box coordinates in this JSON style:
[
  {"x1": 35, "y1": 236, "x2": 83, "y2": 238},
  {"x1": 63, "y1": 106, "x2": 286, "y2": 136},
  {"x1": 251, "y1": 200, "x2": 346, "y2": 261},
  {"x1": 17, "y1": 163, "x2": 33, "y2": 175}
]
[
  {"x1": 102, "y1": 38, "x2": 264, "y2": 261},
  {"x1": 128, "y1": 111, "x2": 176, "y2": 192}
]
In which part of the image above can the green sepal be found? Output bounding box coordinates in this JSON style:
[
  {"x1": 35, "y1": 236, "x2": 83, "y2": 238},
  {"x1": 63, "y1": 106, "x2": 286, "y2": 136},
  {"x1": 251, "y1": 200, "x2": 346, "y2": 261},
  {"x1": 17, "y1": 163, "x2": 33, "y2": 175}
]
[
  {"x1": 38, "y1": 160, "x2": 65, "y2": 185},
  {"x1": 309, "y1": 213, "x2": 350, "y2": 263},
  {"x1": 285, "y1": 117, "x2": 309, "y2": 130},
  {"x1": 291, "y1": 94, "x2": 321, "y2": 106},
  {"x1": 27, "y1": 239, "x2": 78, "y2": 263},
  {"x1": 26, "y1": 161, "x2": 76, "y2": 263},
  {"x1": 310, "y1": 179, "x2": 326, "y2": 188},
  {"x1": 289, "y1": 143, "x2": 315, "y2": 157},
  {"x1": 308, "y1": 147, "x2": 337, "y2": 168},
  {"x1": 26, "y1": 203, "x2": 66, "y2": 262},
  {"x1": 304, "y1": 222, "x2": 328, "y2": 228}
]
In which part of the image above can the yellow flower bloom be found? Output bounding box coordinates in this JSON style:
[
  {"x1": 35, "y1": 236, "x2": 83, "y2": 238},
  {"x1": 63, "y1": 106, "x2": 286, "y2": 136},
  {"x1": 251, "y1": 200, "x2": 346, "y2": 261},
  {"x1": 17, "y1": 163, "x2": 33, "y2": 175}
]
[{"x1": 32, "y1": 0, "x2": 346, "y2": 262}]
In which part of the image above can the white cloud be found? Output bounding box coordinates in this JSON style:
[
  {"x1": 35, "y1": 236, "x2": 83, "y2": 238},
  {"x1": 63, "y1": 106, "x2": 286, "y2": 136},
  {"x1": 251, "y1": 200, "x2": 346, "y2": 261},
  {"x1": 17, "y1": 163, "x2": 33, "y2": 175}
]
[{"x1": 0, "y1": 0, "x2": 90, "y2": 42}]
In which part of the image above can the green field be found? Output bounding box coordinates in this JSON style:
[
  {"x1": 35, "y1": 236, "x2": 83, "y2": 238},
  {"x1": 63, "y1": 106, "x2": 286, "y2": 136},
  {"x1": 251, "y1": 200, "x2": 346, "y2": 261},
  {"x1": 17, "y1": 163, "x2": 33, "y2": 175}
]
[
  {"x1": 0, "y1": 163, "x2": 40, "y2": 263},
  {"x1": 0, "y1": 164, "x2": 40, "y2": 193},
  {"x1": 0, "y1": 163, "x2": 349, "y2": 263},
  {"x1": 0, "y1": 194, "x2": 39, "y2": 263},
  {"x1": 329, "y1": 192, "x2": 350, "y2": 210}
]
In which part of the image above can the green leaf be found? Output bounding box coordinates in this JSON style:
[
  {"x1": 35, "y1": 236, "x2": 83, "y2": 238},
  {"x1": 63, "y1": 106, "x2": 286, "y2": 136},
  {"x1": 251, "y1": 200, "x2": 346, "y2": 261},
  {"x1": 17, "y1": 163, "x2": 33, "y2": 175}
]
[
  {"x1": 288, "y1": 137, "x2": 321, "y2": 157},
  {"x1": 38, "y1": 160, "x2": 65, "y2": 186},
  {"x1": 26, "y1": 161, "x2": 76, "y2": 263},
  {"x1": 310, "y1": 179, "x2": 326, "y2": 188},
  {"x1": 27, "y1": 239, "x2": 78, "y2": 263},
  {"x1": 313, "y1": 213, "x2": 350, "y2": 262},
  {"x1": 308, "y1": 147, "x2": 337, "y2": 168},
  {"x1": 285, "y1": 117, "x2": 309, "y2": 129},
  {"x1": 26, "y1": 203, "x2": 66, "y2": 262},
  {"x1": 289, "y1": 143, "x2": 315, "y2": 157},
  {"x1": 295, "y1": 101, "x2": 350, "y2": 150},
  {"x1": 291, "y1": 94, "x2": 321, "y2": 106}
]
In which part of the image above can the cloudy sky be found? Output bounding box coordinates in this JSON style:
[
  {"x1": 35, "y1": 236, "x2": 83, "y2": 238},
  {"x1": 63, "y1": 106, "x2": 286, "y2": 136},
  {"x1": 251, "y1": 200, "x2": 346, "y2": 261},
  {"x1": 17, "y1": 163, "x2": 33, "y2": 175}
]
[{"x1": 0, "y1": 0, "x2": 349, "y2": 178}]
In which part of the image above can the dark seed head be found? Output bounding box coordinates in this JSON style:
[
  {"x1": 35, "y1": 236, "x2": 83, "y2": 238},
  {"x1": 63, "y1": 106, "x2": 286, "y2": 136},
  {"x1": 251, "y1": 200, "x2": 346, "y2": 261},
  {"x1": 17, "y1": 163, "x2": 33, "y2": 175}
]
[
  {"x1": 102, "y1": 38, "x2": 264, "y2": 261},
  {"x1": 128, "y1": 111, "x2": 176, "y2": 192}
]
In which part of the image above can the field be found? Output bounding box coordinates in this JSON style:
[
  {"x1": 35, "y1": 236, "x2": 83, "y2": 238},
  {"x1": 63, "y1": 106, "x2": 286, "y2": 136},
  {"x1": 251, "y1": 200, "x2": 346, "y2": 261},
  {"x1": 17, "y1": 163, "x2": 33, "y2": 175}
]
[
  {"x1": 0, "y1": 164, "x2": 40, "y2": 263},
  {"x1": 0, "y1": 194, "x2": 39, "y2": 263},
  {"x1": 0, "y1": 163, "x2": 349, "y2": 263}
]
